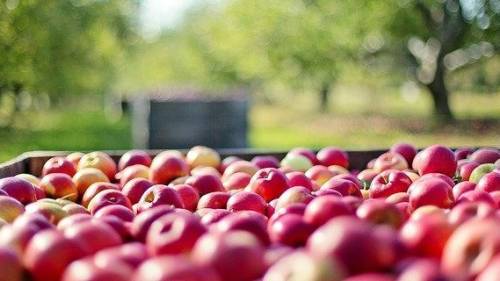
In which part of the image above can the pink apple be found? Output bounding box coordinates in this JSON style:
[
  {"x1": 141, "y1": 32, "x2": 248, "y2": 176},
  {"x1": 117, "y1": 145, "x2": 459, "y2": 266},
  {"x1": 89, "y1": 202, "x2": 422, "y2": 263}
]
[
  {"x1": 199, "y1": 208, "x2": 231, "y2": 225},
  {"x1": 61, "y1": 257, "x2": 132, "y2": 281},
  {"x1": 317, "y1": 147, "x2": 349, "y2": 168},
  {"x1": 476, "y1": 255, "x2": 500, "y2": 281},
  {"x1": 0, "y1": 177, "x2": 36, "y2": 204},
  {"x1": 369, "y1": 170, "x2": 412, "y2": 198},
  {"x1": 226, "y1": 191, "x2": 267, "y2": 214},
  {"x1": 385, "y1": 192, "x2": 409, "y2": 204},
  {"x1": 274, "y1": 186, "x2": 314, "y2": 210},
  {"x1": 459, "y1": 161, "x2": 480, "y2": 181},
  {"x1": 222, "y1": 172, "x2": 251, "y2": 190},
  {"x1": 390, "y1": 142, "x2": 417, "y2": 166},
  {"x1": 87, "y1": 189, "x2": 132, "y2": 215},
  {"x1": 247, "y1": 168, "x2": 290, "y2": 202},
  {"x1": 412, "y1": 145, "x2": 457, "y2": 177},
  {"x1": 63, "y1": 220, "x2": 121, "y2": 255},
  {"x1": 130, "y1": 205, "x2": 174, "y2": 242},
  {"x1": 456, "y1": 190, "x2": 496, "y2": 207},
  {"x1": 222, "y1": 160, "x2": 259, "y2": 178},
  {"x1": 0, "y1": 246, "x2": 22, "y2": 281},
  {"x1": 149, "y1": 152, "x2": 189, "y2": 184},
  {"x1": 408, "y1": 178, "x2": 454, "y2": 211},
  {"x1": 197, "y1": 192, "x2": 230, "y2": 210},
  {"x1": 414, "y1": 173, "x2": 454, "y2": 188},
  {"x1": 136, "y1": 184, "x2": 183, "y2": 211},
  {"x1": 454, "y1": 147, "x2": 474, "y2": 160},
  {"x1": 452, "y1": 181, "x2": 476, "y2": 199},
  {"x1": 121, "y1": 178, "x2": 153, "y2": 205},
  {"x1": 116, "y1": 164, "x2": 149, "y2": 186},
  {"x1": 289, "y1": 147, "x2": 319, "y2": 165},
  {"x1": 171, "y1": 184, "x2": 199, "y2": 211},
  {"x1": 397, "y1": 259, "x2": 447, "y2": 281},
  {"x1": 118, "y1": 150, "x2": 151, "y2": 171},
  {"x1": 373, "y1": 152, "x2": 408, "y2": 172},
  {"x1": 476, "y1": 171, "x2": 500, "y2": 192},
  {"x1": 42, "y1": 156, "x2": 77, "y2": 177},
  {"x1": 448, "y1": 202, "x2": 495, "y2": 226},
  {"x1": 40, "y1": 173, "x2": 78, "y2": 201},
  {"x1": 321, "y1": 178, "x2": 362, "y2": 197},
  {"x1": 470, "y1": 148, "x2": 500, "y2": 164},
  {"x1": 303, "y1": 196, "x2": 352, "y2": 227},
  {"x1": 81, "y1": 182, "x2": 119, "y2": 207},
  {"x1": 94, "y1": 204, "x2": 134, "y2": 222},
  {"x1": 306, "y1": 165, "x2": 336, "y2": 186},
  {"x1": 94, "y1": 242, "x2": 149, "y2": 269},
  {"x1": 213, "y1": 211, "x2": 270, "y2": 245},
  {"x1": 250, "y1": 155, "x2": 280, "y2": 169},
  {"x1": 268, "y1": 213, "x2": 314, "y2": 246},
  {"x1": 286, "y1": 171, "x2": 314, "y2": 190},
  {"x1": 66, "y1": 152, "x2": 84, "y2": 167},
  {"x1": 132, "y1": 255, "x2": 220, "y2": 281},
  {"x1": 185, "y1": 174, "x2": 224, "y2": 196}
]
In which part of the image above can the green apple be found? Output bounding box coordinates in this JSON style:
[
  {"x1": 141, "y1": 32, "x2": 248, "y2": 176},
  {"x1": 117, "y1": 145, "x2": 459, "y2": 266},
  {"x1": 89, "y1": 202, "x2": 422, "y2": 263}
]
[
  {"x1": 469, "y1": 164, "x2": 496, "y2": 183},
  {"x1": 281, "y1": 154, "x2": 313, "y2": 172}
]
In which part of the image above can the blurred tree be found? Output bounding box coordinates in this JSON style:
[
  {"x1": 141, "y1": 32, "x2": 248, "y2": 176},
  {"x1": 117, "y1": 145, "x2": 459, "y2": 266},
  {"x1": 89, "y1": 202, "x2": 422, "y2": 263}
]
[{"x1": 368, "y1": 0, "x2": 499, "y2": 121}]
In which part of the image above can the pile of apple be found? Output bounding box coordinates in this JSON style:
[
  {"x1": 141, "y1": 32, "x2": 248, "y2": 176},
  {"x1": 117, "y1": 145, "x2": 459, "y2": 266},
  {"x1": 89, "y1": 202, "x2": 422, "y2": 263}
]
[{"x1": 0, "y1": 144, "x2": 499, "y2": 281}]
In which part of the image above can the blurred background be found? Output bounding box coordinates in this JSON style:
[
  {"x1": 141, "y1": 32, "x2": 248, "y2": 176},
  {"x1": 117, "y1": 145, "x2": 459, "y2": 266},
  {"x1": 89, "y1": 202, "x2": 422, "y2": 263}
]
[{"x1": 0, "y1": 0, "x2": 498, "y2": 161}]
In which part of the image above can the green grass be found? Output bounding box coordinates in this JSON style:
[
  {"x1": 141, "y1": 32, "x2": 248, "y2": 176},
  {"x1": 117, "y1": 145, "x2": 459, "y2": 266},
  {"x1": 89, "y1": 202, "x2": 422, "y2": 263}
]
[{"x1": 0, "y1": 90, "x2": 498, "y2": 162}]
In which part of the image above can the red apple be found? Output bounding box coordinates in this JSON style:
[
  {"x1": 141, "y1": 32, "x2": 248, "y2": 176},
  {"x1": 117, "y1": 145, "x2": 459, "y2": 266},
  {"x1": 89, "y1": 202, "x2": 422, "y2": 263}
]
[
  {"x1": 190, "y1": 166, "x2": 221, "y2": 178},
  {"x1": 199, "y1": 208, "x2": 231, "y2": 225},
  {"x1": 289, "y1": 147, "x2": 319, "y2": 165},
  {"x1": 25, "y1": 200, "x2": 68, "y2": 224},
  {"x1": 81, "y1": 182, "x2": 119, "y2": 207},
  {"x1": 455, "y1": 147, "x2": 474, "y2": 160},
  {"x1": 222, "y1": 172, "x2": 251, "y2": 190},
  {"x1": 0, "y1": 177, "x2": 36, "y2": 204},
  {"x1": 116, "y1": 164, "x2": 149, "y2": 186},
  {"x1": 136, "y1": 185, "x2": 183, "y2": 211},
  {"x1": 130, "y1": 205, "x2": 174, "y2": 241},
  {"x1": 452, "y1": 181, "x2": 476, "y2": 199},
  {"x1": 149, "y1": 152, "x2": 189, "y2": 184},
  {"x1": 304, "y1": 196, "x2": 352, "y2": 227},
  {"x1": 286, "y1": 171, "x2": 314, "y2": 191},
  {"x1": 57, "y1": 213, "x2": 92, "y2": 231},
  {"x1": 459, "y1": 161, "x2": 480, "y2": 181},
  {"x1": 220, "y1": 156, "x2": 241, "y2": 173},
  {"x1": 197, "y1": 191, "x2": 230, "y2": 210},
  {"x1": 268, "y1": 213, "x2": 314, "y2": 246},
  {"x1": 94, "y1": 204, "x2": 134, "y2": 222},
  {"x1": 414, "y1": 173, "x2": 454, "y2": 188},
  {"x1": 412, "y1": 145, "x2": 457, "y2": 177},
  {"x1": 226, "y1": 191, "x2": 267, "y2": 214},
  {"x1": 73, "y1": 168, "x2": 109, "y2": 197},
  {"x1": 274, "y1": 186, "x2": 314, "y2": 210},
  {"x1": 186, "y1": 146, "x2": 221, "y2": 168},
  {"x1": 251, "y1": 155, "x2": 280, "y2": 169},
  {"x1": 171, "y1": 184, "x2": 199, "y2": 211},
  {"x1": 121, "y1": 178, "x2": 153, "y2": 205},
  {"x1": 456, "y1": 190, "x2": 496, "y2": 207},
  {"x1": 343, "y1": 274, "x2": 395, "y2": 281},
  {"x1": 94, "y1": 242, "x2": 149, "y2": 269},
  {"x1": 373, "y1": 152, "x2": 408, "y2": 172},
  {"x1": 476, "y1": 171, "x2": 500, "y2": 192},
  {"x1": 146, "y1": 212, "x2": 206, "y2": 255},
  {"x1": 448, "y1": 202, "x2": 495, "y2": 226},
  {"x1": 132, "y1": 255, "x2": 220, "y2": 281},
  {"x1": 87, "y1": 189, "x2": 132, "y2": 215},
  {"x1": 61, "y1": 257, "x2": 132, "y2": 281},
  {"x1": 321, "y1": 178, "x2": 362, "y2": 197},
  {"x1": 332, "y1": 174, "x2": 363, "y2": 189},
  {"x1": 385, "y1": 192, "x2": 409, "y2": 204},
  {"x1": 42, "y1": 156, "x2": 77, "y2": 177},
  {"x1": 269, "y1": 203, "x2": 306, "y2": 225},
  {"x1": 356, "y1": 199, "x2": 404, "y2": 228},
  {"x1": 317, "y1": 147, "x2": 349, "y2": 168},
  {"x1": 369, "y1": 170, "x2": 412, "y2": 198},
  {"x1": 192, "y1": 230, "x2": 266, "y2": 281},
  {"x1": 66, "y1": 152, "x2": 84, "y2": 167},
  {"x1": 313, "y1": 188, "x2": 342, "y2": 197},
  {"x1": 63, "y1": 220, "x2": 121, "y2": 255},
  {"x1": 78, "y1": 151, "x2": 117, "y2": 180},
  {"x1": 213, "y1": 211, "x2": 270, "y2": 245},
  {"x1": 470, "y1": 148, "x2": 500, "y2": 164},
  {"x1": 306, "y1": 165, "x2": 336, "y2": 186},
  {"x1": 263, "y1": 244, "x2": 294, "y2": 268},
  {"x1": 397, "y1": 259, "x2": 447, "y2": 281},
  {"x1": 490, "y1": 191, "x2": 500, "y2": 207},
  {"x1": 40, "y1": 173, "x2": 78, "y2": 201},
  {"x1": 408, "y1": 178, "x2": 454, "y2": 211},
  {"x1": 118, "y1": 150, "x2": 151, "y2": 171},
  {"x1": 0, "y1": 196, "x2": 24, "y2": 223},
  {"x1": 222, "y1": 160, "x2": 259, "y2": 178},
  {"x1": 247, "y1": 168, "x2": 290, "y2": 202},
  {"x1": 14, "y1": 173, "x2": 41, "y2": 187},
  {"x1": 390, "y1": 143, "x2": 417, "y2": 166},
  {"x1": 0, "y1": 246, "x2": 22, "y2": 281},
  {"x1": 24, "y1": 230, "x2": 86, "y2": 281},
  {"x1": 0, "y1": 213, "x2": 53, "y2": 256},
  {"x1": 185, "y1": 174, "x2": 224, "y2": 196},
  {"x1": 357, "y1": 169, "x2": 379, "y2": 186}
]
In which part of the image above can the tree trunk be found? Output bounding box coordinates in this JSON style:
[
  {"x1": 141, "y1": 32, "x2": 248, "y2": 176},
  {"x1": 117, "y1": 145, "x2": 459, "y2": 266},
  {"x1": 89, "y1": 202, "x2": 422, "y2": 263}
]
[
  {"x1": 319, "y1": 82, "x2": 330, "y2": 112},
  {"x1": 426, "y1": 56, "x2": 454, "y2": 122}
]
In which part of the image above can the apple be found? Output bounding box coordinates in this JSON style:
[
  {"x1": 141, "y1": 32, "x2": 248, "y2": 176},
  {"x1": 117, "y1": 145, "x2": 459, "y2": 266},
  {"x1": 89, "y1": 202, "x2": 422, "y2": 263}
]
[
  {"x1": 476, "y1": 255, "x2": 500, "y2": 281},
  {"x1": 0, "y1": 213, "x2": 53, "y2": 256},
  {"x1": 57, "y1": 213, "x2": 92, "y2": 231},
  {"x1": 66, "y1": 152, "x2": 84, "y2": 167},
  {"x1": 192, "y1": 230, "x2": 266, "y2": 281},
  {"x1": 369, "y1": 170, "x2": 412, "y2": 198},
  {"x1": 263, "y1": 250, "x2": 344, "y2": 281},
  {"x1": 321, "y1": 178, "x2": 362, "y2": 197},
  {"x1": 132, "y1": 255, "x2": 220, "y2": 281},
  {"x1": 414, "y1": 173, "x2": 454, "y2": 188},
  {"x1": 342, "y1": 195, "x2": 364, "y2": 211},
  {"x1": 0, "y1": 196, "x2": 24, "y2": 223},
  {"x1": 469, "y1": 163, "x2": 496, "y2": 183},
  {"x1": 199, "y1": 208, "x2": 231, "y2": 225},
  {"x1": 306, "y1": 165, "x2": 336, "y2": 186},
  {"x1": 197, "y1": 192, "x2": 230, "y2": 210},
  {"x1": 40, "y1": 173, "x2": 78, "y2": 201},
  {"x1": 442, "y1": 218, "x2": 500, "y2": 280},
  {"x1": 61, "y1": 257, "x2": 132, "y2": 281},
  {"x1": 490, "y1": 191, "x2": 500, "y2": 208},
  {"x1": 121, "y1": 178, "x2": 153, "y2": 205},
  {"x1": 24, "y1": 229, "x2": 86, "y2": 281},
  {"x1": 470, "y1": 148, "x2": 500, "y2": 164},
  {"x1": 412, "y1": 145, "x2": 457, "y2": 177},
  {"x1": 263, "y1": 244, "x2": 294, "y2": 268},
  {"x1": 316, "y1": 147, "x2": 349, "y2": 168},
  {"x1": 0, "y1": 246, "x2": 22, "y2": 281},
  {"x1": 280, "y1": 153, "x2": 313, "y2": 172},
  {"x1": 213, "y1": 211, "x2": 270, "y2": 245},
  {"x1": 118, "y1": 150, "x2": 151, "y2": 171},
  {"x1": 251, "y1": 155, "x2": 280, "y2": 169},
  {"x1": 274, "y1": 186, "x2": 314, "y2": 210},
  {"x1": 397, "y1": 259, "x2": 447, "y2": 281},
  {"x1": 222, "y1": 172, "x2": 251, "y2": 190},
  {"x1": 186, "y1": 145, "x2": 221, "y2": 168},
  {"x1": 130, "y1": 205, "x2": 174, "y2": 241},
  {"x1": 476, "y1": 171, "x2": 500, "y2": 192},
  {"x1": 454, "y1": 147, "x2": 474, "y2": 160},
  {"x1": 313, "y1": 188, "x2": 342, "y2": 197},
  {"x1": 357, "y1": 169, "x2": 379, "y2": 187},
  {"x1": 190, "y1": 166, "x2": 221, "y2": 178},
  {"x1": 171, "y1": 184, "x2": 199, "y2": 211},
  {"x1": 373, "y1": 152, "x2": 408, "y2": 172},
  {"x1": 303, "y1": 196, "x2": 351, "y2": 227},
  {"x1": 403, "y1": 170, "x2": 420, "y2": 182},
  {"x1": 185, "y1": 174, "x2": 224, "y2": 196},
  {"x1": 72, "y1": 168, "x2": 109, "y2": 197},
  {"x1": 399, "y1": 213, "x2": 453, "y2": 259},
  {"x1": 78, "y1": 151, "x2": 117, "y2": 180},
  {"x1": 289, "y1": 147, "x2": 319, "y2": 165},
  {"x1": 408, "y1": 178, "x2": 454, "y2": 211},
  {"x1": 14, "y1": 173, "x2": 41, "y2": 187},
  {"x1": 81, "y1": 182, "x2": 119, "y2": 207},
  {"x1": 385, "y1": 192, "x2": 409, "y2": 204},
  {"x1": 343, "y1": 274, "x2": 395, "y2": 281},
  {"x1": 42, "y1": 156, "x2": 77, "y2": 177},
  {"x1": 247, "y1": 168, "x2": 290, "y2": 202},
  {"x1": 459, "y1": 161, "x2": 480, "y2": 181},
  {"x1": 149, "y1": 152, "x2": 189, "y2": 184},
  {"x1": 286, "y1": 171, "x2": 314, "y2": 190},
  {"x1": 94, "y1": 242, "x2": 149, "y2": 269},
  {"x1": 146, "y1": 212, "x2": 206, "y2": 255},
  {"x1": 116, "y1": 164, "x2": 149, "y2": 186},
  {"x1": 356, "y1": 199, "x2": 404, "y2": 228},
  {"x1": 87, "y1": 189, "x2": 132, "y2": 215},
  {"x1": 268, "y1": 213, "x2": 314, "y2": 246},
  {"x1": 94, "y1": 204, "x2": 134, "y2": 222},
  {"x1": 25, "y1": 200, "x2": 68, "y2": 224},
  {"x1": 63, "y1": 219, "x2": 122, "y2": 255},
  {"x1": 268, "y1": 203, "x2": 306, "y2": 225},
  {"x1": 390, "y1": 142, "x2": 417, "y2": 165},
  {"x1": 0, "y1": 177, "x2": 36, "y2": 204},
  {"x1": 222, "y1": 160, "x2": 259, "y2": 179},
  {"x1": 456, "y1": 190, "x2": 496, "y2": 207},
  {"x1": 220, "y1": 156, "x2": 242, "y2": 173},
  {"x1": 331, "y1": 174, "x2": 363, "y2": 189},
  {"x1": 226, "y1": 191, "x2": 267, "y2": 214},
  {"x1": 452, "y1": 181, "x2": 476, "y2": 199},
  {"x1": 448, "y1": 202, "x2": 495, "y2": 226}
]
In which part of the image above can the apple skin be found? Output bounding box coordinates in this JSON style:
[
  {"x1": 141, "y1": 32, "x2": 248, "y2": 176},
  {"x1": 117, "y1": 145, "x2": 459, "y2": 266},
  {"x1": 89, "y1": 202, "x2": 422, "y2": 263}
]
[
  {"x1": 455, "y1": 147, "x2": 474, "y2": 160},
  {"x1": 369, "y1": 170, "x2": 412, "y2": 198},
  {"x1": 249, "y1": 155, "x2": 279, "y2": 169},
  {"x1": 118, "y1": 150, "x2": 152, "y2": 171},
  {"x1": 121, "y1": 178, "x2": 153, "y2": 205},
  {"x1": 263, "y1": 244, "x2": 294, "y2": 268},
  {"x1": 357, "y1": 169, "x2": 379, "y2": 186},
  {"x1": 40, "y1": 173, "x2": 78, "y2": 201},
  {"x1": 476, "y1": 171, "x2": 500, "y2": 192},
  {"x1": 263, "y1": 250, "x2": 344, "y2": 281},
  {"x1": 24, "y1": 229, "x2": 86, "y2": 281},
  {"x1": 332, "y1": 174, "x2": 363, "y2": 189},
  {"x1": 146, "y1": 212, "x2": 206, "y2": 256},
  {"x1": 0, "y1": 246, "x2": 22, "y2": 281},
  {"x1": 94, "y1": 205, "x2": 134, "y2": 222},
  {"x1": 25, "y1": 200, "x2": 68, "y2": 224},
  {"x1": 412, "y1": 145, "x2": 457, "y2": 177},
  {"x1": 87, "y1": 189, "x2": 132, "y2": 215},
  {"x1": 452, "y1": 181, "x2": 476, "y2": 199},
  {"x1": 459, "y1": 161, "x2": 480, "y2": 181},
  {"x1": 130, "y1": 205, "x2": 174, "y2": 242},
  {"x1": 396, "y1": 259, "x2": 446, "y2": 281},
  {"x1": 268, "y1": 203, "x2": 306, "y2": 226},
  {"x1": 0, "y1": 177, "x2": 37, "y2": 204},
  {"x1": 197, "y1": 192, "x2": 230, "y2": 210},
  {"x1": 132, "y1": 255, "x2": 221, "y2": 281},
  {"x1": 185, "y1": 174, "x2": 224, "y2": 196},
  {"x1": 390, "y1": 143, "x2": 417, "y2": 166},
  {"x1": 136, "y1": 184, "x2": 184, "y2": 212},
  {"x1": 448, "y1": 202, "x2": 495, "y2": 226},
  {"x1": 280, "y1": 153, "x2": 313, "y2": 172},
  {"x1": 313, "y1": 188, "x2": 342, "y2": 197},
  {"x1": 0, "y1": 196, "x2": 24, "y2": 223},
  {"x1": 274, "y1": 186, "x2": 314, "y2": 211},
  {"x1": 73, "y1": 168, "x2": 110, "y2": 197},
  {"x1": 289, "y1": 147, "x2": 319, "y2": 165},
  {"x1": 470, "y1": 148, "x2": 500, "y2": 164},
  {"x1": 192, "y1": 230, "x2": 266, "y2": 281},
  {"x1": 306, "y1": 165, "x2": 336, "y2": 186},
  {"x1": 356, "y1": 199, "x2": 404, "y2": 228},
  {"x1": 304, "y1": 196, "x2": 352, "y2": 227},
  {"x1": 408, "y1": 178, "x2": 454, "y2": 211},
  {"x1": 0, "y1": 213, "x2": 53, "y2": 256},
  {"x1": 286, "y1": 171, "x2": 314, "y2": 191},
  {"x1": 213, "y1": 211, "x2": 270, "y2": 245},
  {"x1": 456, "y1": 190, "x2": 496, "y2": 207},
  {"x1": 247, "y1": 168, "x2": 290, "y2": 202},
  {"x1": 414, "y1": 173, "x2": 454, "y2": 188},
  {"x1": 343, "y1": 274, "x2": 395, "y2": 281},
  {"x1": 321, "y1": 178, "x2": 362, "y2": 197},
  {"x1": 149, "y1": 152, "x2": 189, "y2": 184},
  {"x1": 57, "y1": 213, "x2": 92, "y2": 231},
  {"x1": 220, "y1": 156, "x2": 241, "y2": 173},
  {"x1": 268, "y1": 213, "x2": 314, "y2": 246},
  {"x1": 385, "y1": 192, "x2": 409, "y2": 204},
  {"x1": 94, "y1": 242, "x2": 149, "y2": 269},
  {"x1": 42, "y1": 156, "x2": 77, "y2": 177},
  {"x1": 78, "y1": 151, "x2": 117, "y2": 180},
  {"x1": 226, "y1": 191, "x2": 267, "y2": 214},
  {"x1": 476, "y1": 255, "x2": 500, "y2": 281},
  {"x1": 61, "y1": 257, "x2": 132, "y2": 281},
  {"x1": 222, "y1": 172, "x2": 251, "y2": 191},
  {"x1": 222, "y1": 160, "x2": 259, "y2": 178},
  {"x1": 185, "y1": 145, "x2": 220, "y2": 169},
  {"x1": 116, "y1": 164, "x2": 149, "y2": 186},
  {"x1": 316, "y1": 147, "x2": 349, "y2": 168},
  {"x1": 66, "y1": 152, "x2": 84, "y2": 167},
  {"x1": 199, "y1": 208, "x2": 231, "y2": 225},
  {"x1": 81, "y1": 182, "x2": 119, "y2": 207},
  {"x1": 171, "y1": 184, "x2": 199, "y2": 211},
  {"x1": 442, "y1": 218, "x2": 500, "y2": 280},
  {"x1": 373, "y1": 152, "x2": 408, "y2": 172},
  {"x1": 63, "y1": 219, "x2": 122, "y2": 256}
]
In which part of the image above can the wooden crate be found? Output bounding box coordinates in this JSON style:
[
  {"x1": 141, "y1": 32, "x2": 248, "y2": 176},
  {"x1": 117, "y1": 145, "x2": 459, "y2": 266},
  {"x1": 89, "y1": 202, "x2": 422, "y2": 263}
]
[{"x1": 0, "y1": 149, "x2": 388, "y2": 178}]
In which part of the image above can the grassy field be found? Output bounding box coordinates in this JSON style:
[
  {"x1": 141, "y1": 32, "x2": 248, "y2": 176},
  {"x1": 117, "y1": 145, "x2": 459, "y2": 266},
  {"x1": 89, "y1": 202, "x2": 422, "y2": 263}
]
[{"x1": 0, "y1": 90, "x2": 498, "y2": 162}]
